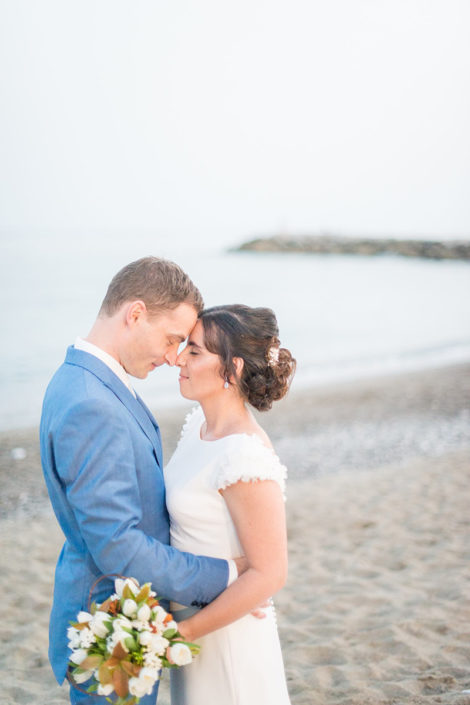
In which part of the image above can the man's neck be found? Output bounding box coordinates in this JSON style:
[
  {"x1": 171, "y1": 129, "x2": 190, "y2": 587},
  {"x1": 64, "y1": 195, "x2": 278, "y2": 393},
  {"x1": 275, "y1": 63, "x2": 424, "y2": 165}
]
[{"x1": 85, "y1": 319, "x2": 121, "y2": 365}]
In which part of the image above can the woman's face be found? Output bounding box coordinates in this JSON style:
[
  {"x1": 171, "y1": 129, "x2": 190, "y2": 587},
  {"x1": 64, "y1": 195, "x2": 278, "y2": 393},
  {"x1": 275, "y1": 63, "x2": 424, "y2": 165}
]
[{"x1": 176, "y1": 320, "x2": 226, "y2": 401}]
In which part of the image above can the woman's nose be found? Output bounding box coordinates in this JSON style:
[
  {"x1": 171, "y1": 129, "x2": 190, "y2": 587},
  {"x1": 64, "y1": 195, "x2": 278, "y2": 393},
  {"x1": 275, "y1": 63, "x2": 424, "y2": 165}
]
[{"x1": 175, "y1": 348, "x2": 186, "y2": 367}]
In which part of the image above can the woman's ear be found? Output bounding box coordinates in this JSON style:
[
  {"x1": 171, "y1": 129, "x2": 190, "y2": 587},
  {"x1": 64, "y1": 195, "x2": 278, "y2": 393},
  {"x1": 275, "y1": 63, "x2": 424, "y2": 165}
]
[{"x1": 232, "y1": 357, "x2": 244, "y2": 380}]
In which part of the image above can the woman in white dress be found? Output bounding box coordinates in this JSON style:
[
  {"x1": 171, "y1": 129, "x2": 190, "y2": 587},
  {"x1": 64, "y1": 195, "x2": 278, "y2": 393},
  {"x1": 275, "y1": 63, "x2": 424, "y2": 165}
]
[{"x1": 164, "y1": 304, "x2": 296, "y2": 705}]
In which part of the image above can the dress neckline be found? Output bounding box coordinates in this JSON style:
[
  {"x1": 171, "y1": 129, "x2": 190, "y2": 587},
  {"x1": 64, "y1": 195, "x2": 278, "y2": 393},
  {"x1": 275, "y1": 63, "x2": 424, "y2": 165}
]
[{"x1": 198, "y1": 421, "x2": 273, "y2": 452}]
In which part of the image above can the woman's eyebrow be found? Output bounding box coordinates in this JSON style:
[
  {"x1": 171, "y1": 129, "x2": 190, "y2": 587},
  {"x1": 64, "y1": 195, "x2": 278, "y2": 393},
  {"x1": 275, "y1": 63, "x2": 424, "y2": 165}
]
[{"x1": 188, "y1": 340, "x2": 202, "y2": 349}]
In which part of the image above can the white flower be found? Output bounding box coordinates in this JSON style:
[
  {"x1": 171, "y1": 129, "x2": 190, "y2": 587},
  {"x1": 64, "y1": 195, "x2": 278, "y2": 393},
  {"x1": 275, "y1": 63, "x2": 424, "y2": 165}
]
[
  {"x1": 73, "y1": 669, "x2": 94, "y2": 684},
  {"x1": 67, "y1": 627, "x2": 81, "y2": 649},
  {"x1": 137, "y1": 604, "x2": 151, "y2": 622},
  {"x1": 77, "y1": 611, "x2": 92, "y2": 623},
  {"x1": 148, "y1": 634, "x2": 169, "y2": 655},
  {"x1": 90, "y1": 611, "x2": 110, "y2": 638},
  {"x1": 128, "y1": 667, "x2": 158, "y2": 697},
  {"x1": 123, "y1": 599, "x2": 138, "y2": 617},
  {"x1": 164, "y1": 620, "x2": 178, "y2": 633},
  {"x1": 132, "y1": 619, "x2": 150, "y2": 632},
  {"x1": 115, "y1": 578, "x2": 139, "y2": 598},
  {"x1": 152, "y1": 606, "x2": 167, "y2": 623},
  {"x1": 97, "y1": 683, "x2": 114, "y2": 696},
  {"x1": 69, "y1": 649, "x2": 88, "y2": 665},
  {"x1": 144, "y1": 652, "x2": 162, "y2": 670},
  {"x1": 139, "y1": 631, "x2": 152, "y2": 646},
  {"x1": 106, "y1": 628, "x2": 130, "y2": 653},
  {"x1": 167, "y1": 643, "x2": 193, "y2": 666},
  {"x1": 128, "y1": 677, "x2": 148, "y2": 698},
  {"x1": 79, "y1": 627, "x2": 96, "y2": 649},
  {"x1": 112, "y1": 616, "x2": 132, "y2": 630}
]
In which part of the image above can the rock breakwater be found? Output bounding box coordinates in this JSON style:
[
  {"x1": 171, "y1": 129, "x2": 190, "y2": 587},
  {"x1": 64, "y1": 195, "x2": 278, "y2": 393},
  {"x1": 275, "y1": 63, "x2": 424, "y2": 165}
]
[{"x1": 235, "y1": 235, "x2": 470, "y2": 260}]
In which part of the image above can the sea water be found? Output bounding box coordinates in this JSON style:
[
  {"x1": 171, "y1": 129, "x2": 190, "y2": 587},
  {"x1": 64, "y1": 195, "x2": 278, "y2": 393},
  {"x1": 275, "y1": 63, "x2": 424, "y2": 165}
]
[{"x1": 1, "y1": 230, "x2": 469, "y2": 430}]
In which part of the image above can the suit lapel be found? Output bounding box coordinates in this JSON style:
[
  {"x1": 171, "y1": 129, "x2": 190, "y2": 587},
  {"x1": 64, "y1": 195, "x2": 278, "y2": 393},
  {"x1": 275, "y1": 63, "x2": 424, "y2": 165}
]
[
  {"x1": 135, "y1": 394, "x2": 163, "y2": 468},
  {"x1": 65, "y1": 346, "x2": 163, "y2": 468}
]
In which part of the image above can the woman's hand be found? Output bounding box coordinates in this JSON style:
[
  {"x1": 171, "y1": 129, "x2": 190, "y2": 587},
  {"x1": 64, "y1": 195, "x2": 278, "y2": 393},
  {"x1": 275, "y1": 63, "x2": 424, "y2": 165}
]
[{"x1": 176, "y1": 618, "x2": 195, "y2": 644}]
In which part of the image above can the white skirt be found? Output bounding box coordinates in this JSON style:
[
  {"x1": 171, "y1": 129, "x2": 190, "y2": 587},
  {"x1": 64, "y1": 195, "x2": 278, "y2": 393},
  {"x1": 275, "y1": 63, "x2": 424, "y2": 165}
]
[{"x1": 170, "y1": 605, "x2": 291, "y2": 705}]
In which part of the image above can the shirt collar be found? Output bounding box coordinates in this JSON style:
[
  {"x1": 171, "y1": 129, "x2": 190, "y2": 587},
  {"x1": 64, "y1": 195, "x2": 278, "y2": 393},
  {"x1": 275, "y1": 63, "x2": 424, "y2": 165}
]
[{"x1": 74, "y1": 337, "x2": 136, "y2": 397}]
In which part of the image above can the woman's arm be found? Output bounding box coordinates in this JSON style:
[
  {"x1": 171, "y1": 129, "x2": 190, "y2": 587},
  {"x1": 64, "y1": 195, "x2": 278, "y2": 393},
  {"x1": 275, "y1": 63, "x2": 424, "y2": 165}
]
[{"x1": 178, "y1": 478, "x2": 288, "y2": 642}]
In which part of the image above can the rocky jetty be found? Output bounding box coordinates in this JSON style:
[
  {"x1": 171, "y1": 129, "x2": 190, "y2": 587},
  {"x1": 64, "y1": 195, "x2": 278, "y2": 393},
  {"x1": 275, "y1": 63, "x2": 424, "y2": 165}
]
[{"x1": 235, "y1": 235, "x2": 470, "y2": 260}]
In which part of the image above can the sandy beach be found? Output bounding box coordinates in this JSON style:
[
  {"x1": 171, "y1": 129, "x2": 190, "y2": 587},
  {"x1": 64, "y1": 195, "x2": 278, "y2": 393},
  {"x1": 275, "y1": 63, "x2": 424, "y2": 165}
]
[{"x1": 1, "y1": 363, "x2": 469, "y2": 705}]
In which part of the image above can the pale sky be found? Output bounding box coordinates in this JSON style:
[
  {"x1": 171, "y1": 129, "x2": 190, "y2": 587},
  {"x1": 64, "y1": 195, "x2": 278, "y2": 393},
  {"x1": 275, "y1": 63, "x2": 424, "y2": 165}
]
[{"x1": 1, "y1": 0, "x2": 469, "y2": 247}]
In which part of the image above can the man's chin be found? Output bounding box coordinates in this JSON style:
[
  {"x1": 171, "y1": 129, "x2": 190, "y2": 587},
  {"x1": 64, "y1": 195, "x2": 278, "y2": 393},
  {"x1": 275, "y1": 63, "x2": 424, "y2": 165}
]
[
  {"x1": 128, "y1": 369, "x2": 151, "y2": 380},
  {"x1": 127, "y1": 362, "x2": 162, "y2": 379}
]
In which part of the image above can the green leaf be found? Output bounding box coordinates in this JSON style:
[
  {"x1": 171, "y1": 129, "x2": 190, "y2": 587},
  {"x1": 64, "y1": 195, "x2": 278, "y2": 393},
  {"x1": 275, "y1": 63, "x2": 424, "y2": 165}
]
[
  {"x1": 163, "y1": 628, "x2": 177, "y2": 639},
  {"x1": 135, "y1": 583, "x2": 150, "y2": 603},
  {"x1": 124, "y1": 636, "x2": 137, "y2": 652},
  {"x1": 175, "y1": 640, "x2": 200, "y2": 650},
  {"x1": 87, "y1": 683, "x2": 98, "y2": 693},
  {"x1": 122, "y1": 584, "x2": 134, "y2": 600}
]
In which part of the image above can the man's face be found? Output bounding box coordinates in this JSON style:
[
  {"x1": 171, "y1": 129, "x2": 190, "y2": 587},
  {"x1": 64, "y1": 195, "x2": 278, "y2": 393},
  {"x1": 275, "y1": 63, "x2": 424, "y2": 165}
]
[{"x1": 120, "y1": 302, "x2": 198, "y2": 379}]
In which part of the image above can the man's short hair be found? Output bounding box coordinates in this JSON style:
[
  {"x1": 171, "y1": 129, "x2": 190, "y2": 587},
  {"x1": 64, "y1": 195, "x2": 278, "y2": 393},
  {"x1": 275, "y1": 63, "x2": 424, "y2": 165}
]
[{"x1": 99, "y1": 256, "x2": 203, "y2": 316}]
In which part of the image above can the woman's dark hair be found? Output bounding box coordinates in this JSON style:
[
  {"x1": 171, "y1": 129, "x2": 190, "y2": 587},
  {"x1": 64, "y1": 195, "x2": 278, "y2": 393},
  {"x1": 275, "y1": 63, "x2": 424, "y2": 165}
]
[{"x1": 199, "y1": 304, "x2": 296, "y2": 411}]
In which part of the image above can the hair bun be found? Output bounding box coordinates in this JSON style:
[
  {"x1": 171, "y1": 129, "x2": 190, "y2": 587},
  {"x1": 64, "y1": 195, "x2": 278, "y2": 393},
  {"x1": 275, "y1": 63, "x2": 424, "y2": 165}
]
[
  {"x1": 246, "y1": 346, "x2": 296, "y2": 411},
  {"x1": 199, "y1": 305, "x2": 296, "y2": 411}
]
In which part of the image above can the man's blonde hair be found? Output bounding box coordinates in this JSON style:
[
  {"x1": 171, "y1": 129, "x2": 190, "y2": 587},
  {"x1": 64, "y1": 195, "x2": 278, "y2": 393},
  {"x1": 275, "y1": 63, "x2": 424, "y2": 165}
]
[{"x1": 99, "y1": 256, "x2": 203, "y2": 316}]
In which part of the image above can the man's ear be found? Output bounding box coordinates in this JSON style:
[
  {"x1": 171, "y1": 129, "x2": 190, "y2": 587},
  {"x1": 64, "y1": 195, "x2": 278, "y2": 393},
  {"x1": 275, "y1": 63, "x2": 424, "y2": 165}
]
[
  {"x1": 232, "y1": 357, "x2": 244, "y2": 379},
  {"x1": 125, "y1": 300, "x2": 147, "y2": 325}
]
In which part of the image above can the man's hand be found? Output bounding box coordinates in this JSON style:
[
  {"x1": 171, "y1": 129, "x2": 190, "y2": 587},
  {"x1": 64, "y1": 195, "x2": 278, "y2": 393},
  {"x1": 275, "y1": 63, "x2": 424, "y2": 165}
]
[
  {"x1": 250, "y1": 598, "x2": 272, "y2": 619},
  {"x1": 233, "y1": 556, "x2": 248, "y2": 576}
]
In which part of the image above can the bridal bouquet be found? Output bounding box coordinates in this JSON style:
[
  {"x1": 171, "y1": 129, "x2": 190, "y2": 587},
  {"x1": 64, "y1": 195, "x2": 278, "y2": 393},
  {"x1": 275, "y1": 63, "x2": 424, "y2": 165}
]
[{"x1": 68, "y1": 577, "x2": 199, "y2": 704}]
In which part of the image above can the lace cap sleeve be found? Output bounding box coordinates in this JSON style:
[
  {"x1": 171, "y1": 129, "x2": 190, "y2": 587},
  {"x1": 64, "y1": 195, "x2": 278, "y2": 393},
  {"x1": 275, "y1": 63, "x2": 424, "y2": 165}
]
[
  {"x1": 178, "y1": 405, "x2": 203, "y2": 442},
  {"x1": 214, "y1": 435, "x2": 287, "y2": 499}
]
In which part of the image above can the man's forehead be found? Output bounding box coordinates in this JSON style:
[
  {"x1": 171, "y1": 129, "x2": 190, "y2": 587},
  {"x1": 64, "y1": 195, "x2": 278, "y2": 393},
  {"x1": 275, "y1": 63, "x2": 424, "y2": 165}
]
[{"x1": 187, "y1": 320, "x2": 204, "y2": 343}]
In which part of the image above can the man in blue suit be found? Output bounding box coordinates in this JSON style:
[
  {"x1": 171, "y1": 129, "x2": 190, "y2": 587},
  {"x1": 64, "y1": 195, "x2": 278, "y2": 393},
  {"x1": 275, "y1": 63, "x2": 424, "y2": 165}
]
[{"x1": 40, "y1": 257, "x2": 242, "y2": 704}]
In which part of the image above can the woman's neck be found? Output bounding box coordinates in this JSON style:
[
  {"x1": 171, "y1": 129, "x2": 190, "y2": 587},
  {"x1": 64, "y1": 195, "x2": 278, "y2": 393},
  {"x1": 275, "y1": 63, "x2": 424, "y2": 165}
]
[{"x1": 199, "y1": 393, "x2": 252, "y2": 441}]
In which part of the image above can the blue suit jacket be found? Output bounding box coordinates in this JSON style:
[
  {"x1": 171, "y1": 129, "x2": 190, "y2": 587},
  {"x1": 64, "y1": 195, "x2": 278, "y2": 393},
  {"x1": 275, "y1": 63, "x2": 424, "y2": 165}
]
[{"x1": 40, "y1": 346, "x2": 229, "y2": 684}]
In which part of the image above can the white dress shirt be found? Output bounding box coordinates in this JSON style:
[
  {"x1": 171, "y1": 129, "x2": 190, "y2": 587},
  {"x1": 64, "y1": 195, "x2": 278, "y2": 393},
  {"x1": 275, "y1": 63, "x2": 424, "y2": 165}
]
[
  {"x1": 74, "y1": 337, "x2": 237, "y2": 586},
  {"x1": 74, "y1": 337, "x2": 136, "y2": 397}
]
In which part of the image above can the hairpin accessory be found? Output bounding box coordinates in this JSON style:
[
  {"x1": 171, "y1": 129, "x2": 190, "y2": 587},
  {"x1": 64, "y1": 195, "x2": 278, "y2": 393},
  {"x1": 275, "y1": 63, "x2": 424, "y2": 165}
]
[{"x1": 267, "y1": 346, "x2": 280, "y2": 367}]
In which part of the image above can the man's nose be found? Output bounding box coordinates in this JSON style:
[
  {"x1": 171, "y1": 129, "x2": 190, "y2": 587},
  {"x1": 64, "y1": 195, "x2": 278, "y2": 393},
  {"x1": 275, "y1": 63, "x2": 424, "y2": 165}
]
[
  {"x1": 175, "y1": 349, "x2": 185, "y2": 367},
  {"x1": 165, "y1": 350, "x2": 178, "y2": 366}
]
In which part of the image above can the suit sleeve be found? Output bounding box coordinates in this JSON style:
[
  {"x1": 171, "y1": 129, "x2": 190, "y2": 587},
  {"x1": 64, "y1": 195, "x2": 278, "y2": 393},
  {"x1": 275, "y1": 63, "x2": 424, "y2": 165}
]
[{"x1": 54, "y1": 397, "x2": 229, "y2": 607}]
